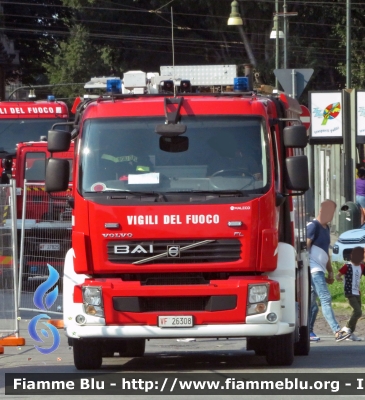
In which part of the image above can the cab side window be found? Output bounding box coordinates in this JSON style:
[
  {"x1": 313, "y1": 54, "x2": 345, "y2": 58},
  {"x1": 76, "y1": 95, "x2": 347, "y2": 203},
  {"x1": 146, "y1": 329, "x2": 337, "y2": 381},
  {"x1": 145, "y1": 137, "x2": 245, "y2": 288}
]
[{"x1": 25, "y1": 152, "x2": 46, "y2": 181}]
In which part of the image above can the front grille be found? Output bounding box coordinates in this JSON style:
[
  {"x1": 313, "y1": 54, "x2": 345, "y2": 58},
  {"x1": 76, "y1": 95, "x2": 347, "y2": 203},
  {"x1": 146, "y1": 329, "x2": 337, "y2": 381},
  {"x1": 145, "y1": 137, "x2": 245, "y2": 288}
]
[
  {"x1": 142, "y1": 296, "x2": 208, "y2": 311},
  {"x1": 141, "y1": 273, "x2": 209, "y2": 285},
  {"x1": 24, "y1": 228, "x2": 71, "y2": 259},
  {"x1": 113, "y1": 295, "x2": 237, "y2": 312},
  {"x1": 339, "y1": 238, "x2": 365, "y2": 244},
  {"x1": 107, "y1": 239, "x2": 241, "y2": 264}
]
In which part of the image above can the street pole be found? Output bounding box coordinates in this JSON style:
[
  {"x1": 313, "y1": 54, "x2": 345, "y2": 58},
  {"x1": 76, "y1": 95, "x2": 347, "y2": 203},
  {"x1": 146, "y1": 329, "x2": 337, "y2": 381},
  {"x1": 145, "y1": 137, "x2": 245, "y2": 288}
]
[
  {"x1": 346, "y1": 0, "x2": 351, "y2": 88},
  {"x1": 283, "y1": 0, "x2": 287, "y2": 69},
  {"x1": 275, "y1": 0, "x2": 279, "y2": 87}
]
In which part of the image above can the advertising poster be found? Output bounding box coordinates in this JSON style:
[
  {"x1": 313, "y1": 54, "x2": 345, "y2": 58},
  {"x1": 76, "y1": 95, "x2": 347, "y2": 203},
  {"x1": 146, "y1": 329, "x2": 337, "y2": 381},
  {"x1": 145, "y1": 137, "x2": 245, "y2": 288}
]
[{"x1": 310, "y1": 91, "x2": 342, "y2": 143}]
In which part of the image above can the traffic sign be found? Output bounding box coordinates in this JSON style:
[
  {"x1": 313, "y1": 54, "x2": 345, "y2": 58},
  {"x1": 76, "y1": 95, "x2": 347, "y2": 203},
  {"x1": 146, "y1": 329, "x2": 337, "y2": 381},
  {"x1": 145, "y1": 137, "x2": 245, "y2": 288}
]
[
  {"x1": 274, "y1": 68, "x2": 314, "y2": 99},
  {"x1": 300, "y1": 105, "x2": 311, "y2": 131}
]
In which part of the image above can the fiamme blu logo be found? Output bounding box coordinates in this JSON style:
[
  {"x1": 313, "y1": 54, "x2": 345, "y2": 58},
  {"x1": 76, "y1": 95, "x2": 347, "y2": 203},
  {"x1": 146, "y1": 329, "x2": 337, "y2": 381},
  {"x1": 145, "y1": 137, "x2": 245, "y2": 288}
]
[{"x1": 27, "y1": 264, "x2": 60, "y2": 354}]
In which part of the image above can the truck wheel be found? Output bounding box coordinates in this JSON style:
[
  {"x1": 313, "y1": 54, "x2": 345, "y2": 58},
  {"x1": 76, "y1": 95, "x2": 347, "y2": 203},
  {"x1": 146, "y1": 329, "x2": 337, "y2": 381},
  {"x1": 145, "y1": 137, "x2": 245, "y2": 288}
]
[
  {"x1": 265, "y1": 333, "x2": 294, "y2": 366},
  {"x1": 294, "y1": 325, "x2": 310, "y2": 356},
  {"x1": 119, "y1": 339, "x2": 145, "y2": 357},
  {"x1": 73, "y1": 339, "x2": 102, "y2": 370},
  {"x1": 246, "y1": 337, "x2": 267, "y2": 356},
  {"x1": 294, "y1": 268, "x2": 311, "y2": 356},
  {"x1": 102, "y1": 340, "x2": 116, "y2": 357}
]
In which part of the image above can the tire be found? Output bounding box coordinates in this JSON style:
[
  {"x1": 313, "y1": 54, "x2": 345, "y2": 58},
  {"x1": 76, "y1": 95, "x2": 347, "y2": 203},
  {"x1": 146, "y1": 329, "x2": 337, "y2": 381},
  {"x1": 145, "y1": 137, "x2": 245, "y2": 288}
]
[
  {"x1": 294, "y1": 325, "x2": 310, "y2": 356},
  {"x1": 119, "y1": 339, "x2": 146, "y2": 357},
  {"x1": 102, "y1": 350, "x2": 115, "y2": 357},
  {"x1": 102, "y1": 341, "x2": 116, "y2": 357},
  {"x1": 294, "y1": 267, "x2": 311, "y2": 356},
  {"x1": 265, "y1": 333, "x2": 294, "y2": 366},
  {"x1": 246, "y1": 337, "x2": 267, "y2": 356},
  {"x1": 73, "y1": 339, "x2": 102, "y2": 370}
]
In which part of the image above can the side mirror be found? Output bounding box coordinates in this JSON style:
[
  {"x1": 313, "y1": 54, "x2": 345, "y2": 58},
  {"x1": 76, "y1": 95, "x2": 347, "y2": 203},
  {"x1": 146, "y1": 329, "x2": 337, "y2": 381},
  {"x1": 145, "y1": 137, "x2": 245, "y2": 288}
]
[
  {"x1": 45, "y1": 158, "x2": 70, "y2": 192},
  {"x1": 285, "y1": 155, "x2": 309, "y2": 191},
  {"x1": 283, "y1": 125, "x2": 308, "y2": 148},
  {"x1": 48, "y1": 130, "x2": 71, "y2": 152}
]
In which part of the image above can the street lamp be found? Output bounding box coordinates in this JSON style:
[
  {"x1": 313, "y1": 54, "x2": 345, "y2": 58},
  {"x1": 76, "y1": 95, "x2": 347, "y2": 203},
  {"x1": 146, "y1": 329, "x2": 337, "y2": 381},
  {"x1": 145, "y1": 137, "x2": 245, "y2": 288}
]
[
  {"x1": 227, "y1": 0, "x2": 243, "y2": 26},
  {"x1": 270, "y1": 0, "x2": 297, "y2": 71},
  {"x1": 227, "y1": 0, "x2": 257, "y2": 67}
]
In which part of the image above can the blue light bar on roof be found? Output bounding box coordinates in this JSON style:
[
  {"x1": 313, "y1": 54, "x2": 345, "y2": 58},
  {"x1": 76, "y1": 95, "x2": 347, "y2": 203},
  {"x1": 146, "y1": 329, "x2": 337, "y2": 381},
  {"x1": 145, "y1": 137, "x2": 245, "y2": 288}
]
[
  {"x1": 234, "y1": 77, "x2": 249, "y2": 92},
  {"x1": 106, "y1": 78, "x2": 122, "y2": 94}
]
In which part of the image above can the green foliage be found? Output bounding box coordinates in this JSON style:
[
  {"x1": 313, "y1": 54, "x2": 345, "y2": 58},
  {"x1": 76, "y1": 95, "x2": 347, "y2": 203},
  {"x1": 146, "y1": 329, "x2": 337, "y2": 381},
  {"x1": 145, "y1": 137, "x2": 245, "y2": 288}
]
[
  {"x1": 43, "y1": 24, "x2": 122, "y2": 101},
  {"x1": 3, "y1": 0, "x2": 365, "y2": 98},
  {"x1": 3, "y1": 0, "x2": 73, "y2": 83}
]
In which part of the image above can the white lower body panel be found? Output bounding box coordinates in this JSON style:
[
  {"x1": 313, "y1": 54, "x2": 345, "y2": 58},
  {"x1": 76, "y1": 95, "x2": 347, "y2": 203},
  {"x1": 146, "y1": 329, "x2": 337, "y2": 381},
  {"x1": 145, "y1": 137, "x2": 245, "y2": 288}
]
[{"x1": 65, "y1": 322, "x2": 294, "y2": 340}]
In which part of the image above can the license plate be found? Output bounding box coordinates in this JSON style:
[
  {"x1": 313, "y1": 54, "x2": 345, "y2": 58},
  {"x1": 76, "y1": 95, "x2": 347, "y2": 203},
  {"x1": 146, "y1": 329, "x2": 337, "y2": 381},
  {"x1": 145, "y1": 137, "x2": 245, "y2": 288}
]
[
  {"x1": 39, "y1": 243, "x2": 60, "y2": 251},
  {"x1": 158, "y1": 316, "x2": 194, "y2": 328}
]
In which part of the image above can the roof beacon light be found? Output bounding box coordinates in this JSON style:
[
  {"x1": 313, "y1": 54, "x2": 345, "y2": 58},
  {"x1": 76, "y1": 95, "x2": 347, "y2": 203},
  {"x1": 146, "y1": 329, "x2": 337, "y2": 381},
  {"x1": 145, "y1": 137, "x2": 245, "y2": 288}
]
[
  {"x1": 180, "y1": 80, "x2": 191, "y2": 93},
  {"x1": 106, "y1": 78, "x2": 122, "y2": 94},
  {"x1": 47, "y1": 95, "x2": 55, "y2": 102},
  {"x1": 160, "y1": 80, "x2": 174, "y2": 93},
  {"x1": 234, "y1": 77, "x2": 249, "y2": 92}
]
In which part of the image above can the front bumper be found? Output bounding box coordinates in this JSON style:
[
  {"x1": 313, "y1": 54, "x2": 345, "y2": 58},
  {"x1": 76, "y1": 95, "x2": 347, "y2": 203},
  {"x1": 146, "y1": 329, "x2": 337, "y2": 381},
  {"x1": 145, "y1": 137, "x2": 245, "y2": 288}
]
[
  {"x1": 65, "y1": 322, "x2": 294, "y2": 340},
  {"x1": 64, "y1": 300, "x2": 293, "y2": 340}
]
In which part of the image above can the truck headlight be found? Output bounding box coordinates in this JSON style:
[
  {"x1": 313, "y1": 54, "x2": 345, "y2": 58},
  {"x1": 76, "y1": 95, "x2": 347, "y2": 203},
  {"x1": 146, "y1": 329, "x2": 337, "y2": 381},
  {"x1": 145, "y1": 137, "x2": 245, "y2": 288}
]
[
  {"x1": 332, "y1": 244, "x2": 339, "y2": 254},
  {"x1": 248, "y1": 285, "x2": 268, "y2": 303},
  {"x1": 83, "y1": 287, "x2": 102, "y2": 305},
  {"x1": 82, "y1": 286, "x2": 104, "y2": 317}
]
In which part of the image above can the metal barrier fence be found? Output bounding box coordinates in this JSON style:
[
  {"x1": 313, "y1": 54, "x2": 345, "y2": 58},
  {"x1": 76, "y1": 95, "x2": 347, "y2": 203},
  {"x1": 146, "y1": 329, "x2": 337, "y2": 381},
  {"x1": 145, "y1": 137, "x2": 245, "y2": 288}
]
[
  {"x1": 18, "y1": 181, "x2": 72, "y2": 315},
  {"x1": 0, "y1": 180, "x2": 19, "y2": 339}
]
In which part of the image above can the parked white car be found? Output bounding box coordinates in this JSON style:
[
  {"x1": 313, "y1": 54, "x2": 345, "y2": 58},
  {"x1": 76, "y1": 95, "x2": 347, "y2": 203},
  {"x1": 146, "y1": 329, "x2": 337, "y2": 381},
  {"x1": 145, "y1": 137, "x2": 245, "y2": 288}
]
[{"x1": 332, "y1": 224, "x2": 365, "y2": 262}]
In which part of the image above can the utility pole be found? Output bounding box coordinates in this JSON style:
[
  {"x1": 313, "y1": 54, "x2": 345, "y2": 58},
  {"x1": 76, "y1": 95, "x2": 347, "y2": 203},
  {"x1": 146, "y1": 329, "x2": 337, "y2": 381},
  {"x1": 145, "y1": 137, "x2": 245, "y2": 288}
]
[{"x1": 346, "y1": 0, "x2": 351, "y2": 88}]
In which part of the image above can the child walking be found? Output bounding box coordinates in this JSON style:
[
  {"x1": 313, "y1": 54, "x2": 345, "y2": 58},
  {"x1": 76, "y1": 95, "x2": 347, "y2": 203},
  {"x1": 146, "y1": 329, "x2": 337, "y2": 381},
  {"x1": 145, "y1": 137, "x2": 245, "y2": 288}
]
[{"x1": 336, "y1": 246, "x2": 365, "y2": 341}]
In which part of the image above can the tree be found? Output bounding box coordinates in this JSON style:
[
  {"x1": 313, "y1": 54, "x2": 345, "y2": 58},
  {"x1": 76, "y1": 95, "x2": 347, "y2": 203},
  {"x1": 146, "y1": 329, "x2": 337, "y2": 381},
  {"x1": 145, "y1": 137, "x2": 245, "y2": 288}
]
[
  {"x1": 3, "y1": 0, "x2": 365, "y2": 97},
  {"x1": 3, "y1": 0, "x2": 72, "y2": 83},
  {"x1": 44, "y1": 24, "x2": 117, "y2": 102}
]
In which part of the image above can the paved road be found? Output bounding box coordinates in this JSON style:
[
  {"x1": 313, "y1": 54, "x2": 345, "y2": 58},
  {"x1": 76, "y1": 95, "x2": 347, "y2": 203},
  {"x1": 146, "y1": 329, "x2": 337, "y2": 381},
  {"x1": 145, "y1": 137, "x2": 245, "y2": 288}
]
[{"x1": 1, "y1": 308, "x2": 365, "y2": 400}]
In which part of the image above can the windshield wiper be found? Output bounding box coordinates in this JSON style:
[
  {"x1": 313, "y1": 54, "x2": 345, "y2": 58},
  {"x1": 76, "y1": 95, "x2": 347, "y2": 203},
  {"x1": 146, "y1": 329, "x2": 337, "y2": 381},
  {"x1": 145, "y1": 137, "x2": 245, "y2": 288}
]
[
  {"x1": 106, "y1": 190, "x2": 168, "y2": 202},
  {"x1": 169, "y1": 190, "x2": 246, "y2": 197}
]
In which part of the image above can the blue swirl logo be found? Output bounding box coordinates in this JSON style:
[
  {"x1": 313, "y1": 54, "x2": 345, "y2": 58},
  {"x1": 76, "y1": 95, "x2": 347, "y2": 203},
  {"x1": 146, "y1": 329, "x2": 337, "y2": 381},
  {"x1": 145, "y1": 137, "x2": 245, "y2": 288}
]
[{"x1": 28, "y1": 264, "x2": 60, "y2": 354}]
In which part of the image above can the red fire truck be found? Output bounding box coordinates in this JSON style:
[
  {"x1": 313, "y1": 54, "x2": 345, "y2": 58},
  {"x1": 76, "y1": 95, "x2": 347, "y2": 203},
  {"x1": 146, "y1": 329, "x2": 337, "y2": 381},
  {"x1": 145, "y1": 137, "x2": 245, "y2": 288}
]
[
  {"x1": 0, "y1": 96, "x2": 69, "y2": 218},
  {"x1": 11, "y1": 140, "x2": 73, "y2": 220},
  {"x1": 0, "y1": 98, "x2": 70, "y2": 288},
  {"x1": 0, "y1": 98, "x2": 68, "y2": 159},
  {"x1": 46, "y1": 66, "x2": 310, "y2": 369},
  {"x1": 0, "y1": 97, "x2": 70, "y2": 211},
  {"x1": 0, "y1": 140, "x2": 73, "y2": 288}
]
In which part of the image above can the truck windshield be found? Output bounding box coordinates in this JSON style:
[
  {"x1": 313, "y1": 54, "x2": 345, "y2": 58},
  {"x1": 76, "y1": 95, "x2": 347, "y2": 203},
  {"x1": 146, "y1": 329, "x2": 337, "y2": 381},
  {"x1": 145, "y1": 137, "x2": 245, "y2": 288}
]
[
  {"x1": 80, "y1": 116, "x2": 270, "y2": 196},
  {"x1": 0, "y1": 118, "x2": 67, "y2": 154}
]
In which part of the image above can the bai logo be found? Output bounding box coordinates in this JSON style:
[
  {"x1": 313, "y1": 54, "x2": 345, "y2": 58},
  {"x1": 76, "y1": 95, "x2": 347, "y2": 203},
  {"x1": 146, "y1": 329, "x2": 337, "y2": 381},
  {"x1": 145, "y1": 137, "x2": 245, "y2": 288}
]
[{"x1": 27, "y1": 264, "x2": 60, "y2": 354}]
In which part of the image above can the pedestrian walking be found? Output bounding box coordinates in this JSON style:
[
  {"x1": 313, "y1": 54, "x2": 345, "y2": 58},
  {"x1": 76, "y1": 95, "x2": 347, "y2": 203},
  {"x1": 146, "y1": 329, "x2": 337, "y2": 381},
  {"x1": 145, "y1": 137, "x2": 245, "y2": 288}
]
[
  {"x1": 336, "y1": 246, "x2": 365, "y2": 341},
  {"x1": 307, "y1": 199, "x2": 351, "y2": 342},
  {"x1": 356, "y1": 167, "x2": 365, "y2": 209}
]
